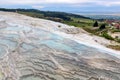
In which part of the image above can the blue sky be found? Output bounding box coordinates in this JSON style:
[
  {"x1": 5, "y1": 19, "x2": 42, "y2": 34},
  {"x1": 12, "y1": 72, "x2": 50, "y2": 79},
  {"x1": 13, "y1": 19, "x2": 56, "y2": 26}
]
[{"x1": 0, "y1": 0, "x2": 120, "y2": 13}]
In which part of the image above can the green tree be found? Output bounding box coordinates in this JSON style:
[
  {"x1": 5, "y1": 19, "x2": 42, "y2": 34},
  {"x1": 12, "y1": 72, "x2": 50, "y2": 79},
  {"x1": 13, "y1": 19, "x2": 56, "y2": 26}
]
[
  {"x1": 93, "y1": 21, "x2": 98, "y2": 27},
  {"x1": 99, "y1": 24, "x2": 106, "y2": 30}
]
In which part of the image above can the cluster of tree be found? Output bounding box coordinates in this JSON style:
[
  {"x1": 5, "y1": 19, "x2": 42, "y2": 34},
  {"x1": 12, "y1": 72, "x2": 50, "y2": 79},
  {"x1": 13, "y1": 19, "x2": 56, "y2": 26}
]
[{"x1": 93, "y1": 21, "x2": 106, "y2": 30}]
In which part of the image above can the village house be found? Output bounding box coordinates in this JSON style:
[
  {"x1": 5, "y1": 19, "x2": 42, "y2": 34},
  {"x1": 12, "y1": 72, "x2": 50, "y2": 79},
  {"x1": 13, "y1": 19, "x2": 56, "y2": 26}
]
[{"x1": 106, "y1": 20, "x2": 120, "y2": 29}]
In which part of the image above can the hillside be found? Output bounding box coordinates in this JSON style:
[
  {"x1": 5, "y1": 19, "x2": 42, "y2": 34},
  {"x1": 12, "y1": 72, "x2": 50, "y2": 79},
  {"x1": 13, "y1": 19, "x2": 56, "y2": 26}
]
[
  {"x1": 0, "y1": 8, "x2": 94, "y2": 27},
  {"x1": 0, "y1": 8, "x2": 90, "y2": 20},
  {"x1": 0, "y1": 8, "x2": 120, "y2": 50},
  {"x1": 0, "y1": 11, "x2": 120, "y2": 80}
]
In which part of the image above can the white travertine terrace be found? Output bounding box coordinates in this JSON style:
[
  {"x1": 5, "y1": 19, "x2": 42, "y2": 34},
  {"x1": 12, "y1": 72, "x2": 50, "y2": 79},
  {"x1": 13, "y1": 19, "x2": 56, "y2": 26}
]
[{"x1": 0, "y1": 11, "x2": 120, "y2": 80}]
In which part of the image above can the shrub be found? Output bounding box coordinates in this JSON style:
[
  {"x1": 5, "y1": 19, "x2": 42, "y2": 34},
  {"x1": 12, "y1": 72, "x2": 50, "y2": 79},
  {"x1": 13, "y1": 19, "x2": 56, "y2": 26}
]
[
  {"x1": 116, "y1": 39, "x2": 120, "y2": 43},
  {"x1": 99, "y1": 24, "x2": 106, "y2": 30},
  {"x1": 107, "y1": 45, "x2": 120, "y2": 50},
  {"x1": 101, "y1": 32, "x2": 114, "y2": 40}
]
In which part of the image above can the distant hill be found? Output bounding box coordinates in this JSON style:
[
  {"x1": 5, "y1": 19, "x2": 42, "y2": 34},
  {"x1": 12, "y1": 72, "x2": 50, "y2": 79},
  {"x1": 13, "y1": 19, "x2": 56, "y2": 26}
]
[
  {"x1": 85, "y1": 15, "x2": 120, "y2": 20},
  {"x1": 0, "y1": 8, "x2": 90, "y2": 22}
]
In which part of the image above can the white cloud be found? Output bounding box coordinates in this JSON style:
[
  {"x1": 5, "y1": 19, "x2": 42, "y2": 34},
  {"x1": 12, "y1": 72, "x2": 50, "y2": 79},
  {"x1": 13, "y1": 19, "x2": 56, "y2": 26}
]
[
  {"x1": 0, "y1": 0, "x2": 120, "y2": 6},
  {"x1": 0, "y1": 0, "x2": 93, "y2": 4},
  {"x1": 92, "y1": 0, "x2": 120, "y2": 7}
]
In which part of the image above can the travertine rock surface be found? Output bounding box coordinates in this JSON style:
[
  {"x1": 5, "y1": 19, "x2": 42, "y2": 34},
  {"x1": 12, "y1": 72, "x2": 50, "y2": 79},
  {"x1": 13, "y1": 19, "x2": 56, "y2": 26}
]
[{"x1": 0, "y1": 11, "x2": 120, "y2": 80}]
